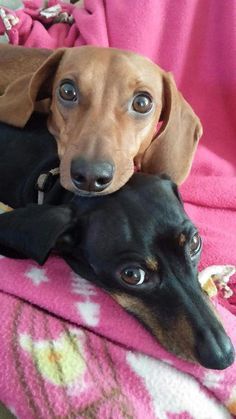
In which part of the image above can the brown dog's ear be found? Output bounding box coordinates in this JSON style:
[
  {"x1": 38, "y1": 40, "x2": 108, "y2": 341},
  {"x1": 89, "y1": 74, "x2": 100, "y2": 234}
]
[
  {"x1": 141, "y1": 72, "x2": 203, "y2": 184},
  {"x1": 0, "y1": 48, "x2": 65, "y2": 127}
]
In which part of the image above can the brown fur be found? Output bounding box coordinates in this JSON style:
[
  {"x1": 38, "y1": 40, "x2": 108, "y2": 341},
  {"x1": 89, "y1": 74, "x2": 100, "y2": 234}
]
[
  {"x1": 179, "y1": 233, "x2": 187, "y2": 246},
  {"x1": 145, "y1": 257, "x2": 159, "y2": 271},
  {"x1": 111, "y1": 292, "x2": 196, "y2": 362}
]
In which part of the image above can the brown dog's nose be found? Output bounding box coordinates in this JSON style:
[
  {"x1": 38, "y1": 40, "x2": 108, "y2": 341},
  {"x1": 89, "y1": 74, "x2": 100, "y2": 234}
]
[{"x1": 71, "y1": 158, "x2": 114, "y2": 192}]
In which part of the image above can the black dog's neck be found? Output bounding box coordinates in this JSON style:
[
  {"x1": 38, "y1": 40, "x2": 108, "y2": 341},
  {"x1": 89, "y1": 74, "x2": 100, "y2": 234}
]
[
  {"x1": 0, "y1": 114, "x2": 106, "y2": 209},
  {"x1": 0, "y1": 114, "x2": 65, "y2": 208}
]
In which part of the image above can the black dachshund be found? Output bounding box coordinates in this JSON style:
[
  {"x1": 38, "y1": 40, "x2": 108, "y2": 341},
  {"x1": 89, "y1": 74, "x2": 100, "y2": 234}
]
[{"x1": 0, "y1": 115, "x2": 234, "y2": 369}]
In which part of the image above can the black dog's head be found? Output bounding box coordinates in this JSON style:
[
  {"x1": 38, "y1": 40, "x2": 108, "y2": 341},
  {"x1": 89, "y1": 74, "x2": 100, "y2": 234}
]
[{"x1": 0, "y1": 173, "x2": 234, "y2": 369}]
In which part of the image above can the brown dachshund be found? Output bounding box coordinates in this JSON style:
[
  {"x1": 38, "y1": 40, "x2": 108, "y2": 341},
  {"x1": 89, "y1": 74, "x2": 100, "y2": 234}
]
[{"x1": 0, "y1": 44, "x2": 202, "y2": 196}]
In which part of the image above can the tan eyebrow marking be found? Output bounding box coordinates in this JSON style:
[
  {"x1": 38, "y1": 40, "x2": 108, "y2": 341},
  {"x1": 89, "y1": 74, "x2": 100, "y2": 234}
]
[
  {"x1": 145, "y1": 257, "x2": 159, "y2": 271},
  {"x1": 179, "y1": 233, "x2": 187, "y2": 247},
  {"x1": 110, "y1": 292, "x2": 197, "y2": 363}
]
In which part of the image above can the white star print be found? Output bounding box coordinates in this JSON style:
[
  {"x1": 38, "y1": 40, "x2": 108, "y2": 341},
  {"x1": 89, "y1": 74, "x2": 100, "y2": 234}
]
[{"x1": 25, "y1": 266, "x2": 49, "y2": 286}]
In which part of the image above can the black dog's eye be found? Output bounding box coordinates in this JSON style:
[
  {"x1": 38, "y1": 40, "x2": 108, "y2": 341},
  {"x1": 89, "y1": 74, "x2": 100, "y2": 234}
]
[
  {"x1": 189, "y1": 233, "x2": 202, "y2": 258},
  {"x1": 132, "y1": 93, "x2": 153, "y2": 114},
  {"x1": 58, "y1": 80, "x2": 78, "y2": 102},
  {"x1": 120, "y1": 267, "x2": 148, "y2": 285}
]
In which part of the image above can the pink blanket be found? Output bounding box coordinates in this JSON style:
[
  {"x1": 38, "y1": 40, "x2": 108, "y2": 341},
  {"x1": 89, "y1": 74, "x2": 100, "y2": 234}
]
[
  {"x1": 0, "y1": 0, "x2": 235, "y2": 272},
  {"x1": 0, "y1": 253, "x2": 236, "y2": 418}
]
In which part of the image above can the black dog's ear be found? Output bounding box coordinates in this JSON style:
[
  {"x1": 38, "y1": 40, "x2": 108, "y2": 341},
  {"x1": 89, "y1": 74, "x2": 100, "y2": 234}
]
[
  {"x1": 172, "y1": 182, "x2": 184, "y2": 206},
  {"x1": 0, "y1": 204, "x2": 76, "y2": 264},
  {"x1": 159, "y1": 173, "x2": 184, "y2": 206}
]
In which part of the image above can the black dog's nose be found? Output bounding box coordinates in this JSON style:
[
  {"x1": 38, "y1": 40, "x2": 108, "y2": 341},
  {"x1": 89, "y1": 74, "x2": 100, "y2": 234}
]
[
  {"x1": 71, "y1": 158, "x2": 114, "y2": 192},
  {"x1": 196, "y1": 329, "x2": 235, "y2": 370}
]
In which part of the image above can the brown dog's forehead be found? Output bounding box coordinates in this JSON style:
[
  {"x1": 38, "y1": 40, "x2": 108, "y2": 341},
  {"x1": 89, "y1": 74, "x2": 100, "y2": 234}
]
[
  {"x1": 62, "y1": 45, "x2": 159, "y2": 70},
  {"x1": 56, "y1": 46, "x2": 163, "y2": 92}
]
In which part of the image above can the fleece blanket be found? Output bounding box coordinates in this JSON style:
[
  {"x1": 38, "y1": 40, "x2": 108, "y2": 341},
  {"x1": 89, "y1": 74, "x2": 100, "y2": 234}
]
[
  {"x1": 0, "y1": 241, "x2": 236, "y2": 419},
  {"x1": 0, "y1": 0, "x2": 235, "y2": 271}
]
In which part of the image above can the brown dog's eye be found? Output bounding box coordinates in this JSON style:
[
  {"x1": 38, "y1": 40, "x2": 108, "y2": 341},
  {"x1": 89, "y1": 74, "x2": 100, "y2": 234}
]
[
  {"x1": 120, "y1": 267, "x2": 148, "y2": 285},
  {"x1": 132, "y1": 93, "x2": 153, "y2": 114},
  {"x1": 58, "y1": 80, "x2": 78, "y2": 102},
  {"x1": 189, "y1": 233, "x2": 202, "y2": 258}
]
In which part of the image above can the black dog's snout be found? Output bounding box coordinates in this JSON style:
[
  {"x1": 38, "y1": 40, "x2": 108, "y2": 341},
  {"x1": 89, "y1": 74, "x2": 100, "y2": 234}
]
[
  {"x1": 196, "y1": 328, "x2": 235, "y2": 370},
  {"x1": 71, "y1": 158, "x2": 114, "y2": 193}
]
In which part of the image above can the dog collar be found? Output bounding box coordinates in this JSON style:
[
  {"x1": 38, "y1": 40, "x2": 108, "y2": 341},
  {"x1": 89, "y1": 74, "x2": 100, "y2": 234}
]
[{"x1": 36, "y1": 167, "x2": 60, "y2": 204}]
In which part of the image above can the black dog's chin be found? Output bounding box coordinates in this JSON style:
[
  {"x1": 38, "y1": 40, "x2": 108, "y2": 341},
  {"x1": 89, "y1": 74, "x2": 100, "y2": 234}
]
[
  {"x1": 72, "y1": 188, "x2": 110, "y2": 197},
  {"x1": 195, "y1": 332, "x2": 235, "y2": 370}
]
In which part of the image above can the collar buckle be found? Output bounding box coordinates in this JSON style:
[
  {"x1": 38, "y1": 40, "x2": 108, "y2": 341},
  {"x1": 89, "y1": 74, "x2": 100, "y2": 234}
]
[{"x1": 36, "y1": 168, "x2": 60, "y2": 204}]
